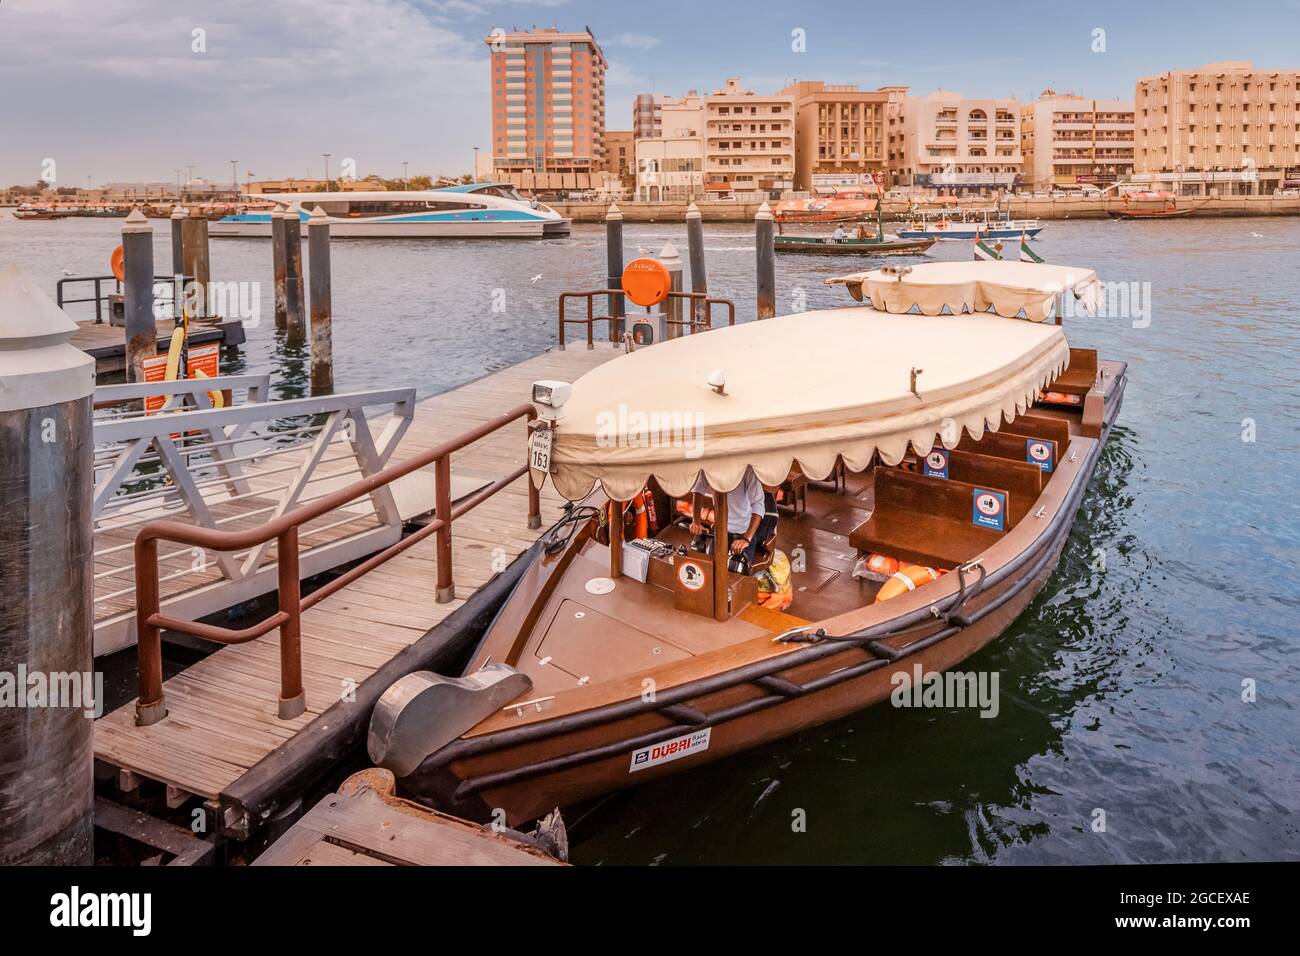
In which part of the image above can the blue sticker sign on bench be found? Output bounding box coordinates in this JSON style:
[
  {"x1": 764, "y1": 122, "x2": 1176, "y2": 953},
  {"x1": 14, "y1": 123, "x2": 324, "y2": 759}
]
[
  {"x1": 1025, "y1": 437, "x2": 1054, "y2": 473},
  {"x1": 923, "y1": 447, "x2": 950, "y2": 479},
  {"x1": 972, "y1": 488, "x2": 1007, "y2": 532}
]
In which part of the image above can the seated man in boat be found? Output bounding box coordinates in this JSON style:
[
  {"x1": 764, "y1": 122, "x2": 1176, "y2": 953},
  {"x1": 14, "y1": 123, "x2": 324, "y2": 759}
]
[
  {"x1": 832, "y1": 224, "x2": 848, "y2": 243},
  {"x1": 855, "y1": 224, "x2": 870, "y2": 240},
  {"x1": 689, "y1": 466, "x2": 772, "y2": 568}
]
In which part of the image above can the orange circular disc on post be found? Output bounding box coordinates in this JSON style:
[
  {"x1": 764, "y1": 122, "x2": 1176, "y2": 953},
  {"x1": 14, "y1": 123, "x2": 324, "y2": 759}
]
[
  {"x1": 621, "y1": 257, "x2": 671, "y2": 307},
  {"x1": 110, "y1": 244, "x2": 125, "y2": 282}
]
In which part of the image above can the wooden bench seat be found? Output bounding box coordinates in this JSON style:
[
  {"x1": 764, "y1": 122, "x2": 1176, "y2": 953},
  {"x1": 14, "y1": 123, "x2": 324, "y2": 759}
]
[
  {"x1": 957, "y1": 429, "x2": 1059, "y2": 471},
  {"x1": 849, "y1": 468, "x2": 1008, "y2": 569},
  {"x1": 1044, "y1": 346, "x2": 1099, "y2": 396},
  {"x1": 997, "y1": 411, "x2": 1072, "y2": 456},
  {"x1": 947, "y1": 449, "x2": 1044, "y2": 526}
]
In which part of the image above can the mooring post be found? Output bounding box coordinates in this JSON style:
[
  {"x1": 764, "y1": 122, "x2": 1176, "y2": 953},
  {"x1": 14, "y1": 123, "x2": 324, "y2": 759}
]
[
  {"x1": 755, "y1": 200, "x2": 776, "y2": 320},
  {"x1": 284, "y1": 211, "x2": 305, "y2": 345},
  {"x1": 121, "y1": 208, "x2": 155, "y2": 383},
  {"x1": 271, "y1": 208, "x2": 288, "y2": 331},
  {"x1": 181, "y1": 207, "x2": 211, "y2": 320},
  {"x1": 658, "y1": 240, "x2": 682, "y2": 339},
  {"x1": 169, "y1": 205, "x2": 186, "y2": 277},
  {"x1": 307, "y1": 205, "x2": 333, "y2": 394},
  {"x1": 0, "y1": 264, "x2": 96, "y2": 864},
  {"x1": 686, "y1": 200, "x2": 707, "y2": 327},
  {"x1": 605, "y1": 201, "x2": 624, "y2": 341}
]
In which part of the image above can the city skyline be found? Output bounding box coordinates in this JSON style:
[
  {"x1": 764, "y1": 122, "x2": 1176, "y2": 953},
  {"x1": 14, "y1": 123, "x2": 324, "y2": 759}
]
[{"x1": 2, "y1": 0, "x2": 1299, "y2": 186}]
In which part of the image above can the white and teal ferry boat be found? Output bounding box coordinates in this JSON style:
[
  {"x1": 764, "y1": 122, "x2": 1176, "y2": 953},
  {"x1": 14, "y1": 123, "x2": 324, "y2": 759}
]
[{"x1": 211, "y1": 183, "x2": 570, "y2": 239}]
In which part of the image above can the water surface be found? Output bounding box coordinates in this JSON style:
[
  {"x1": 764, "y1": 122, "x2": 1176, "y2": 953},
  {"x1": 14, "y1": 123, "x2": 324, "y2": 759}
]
[{"x1": 3, "y1": 211, "x2": 1297, "y2": 864}]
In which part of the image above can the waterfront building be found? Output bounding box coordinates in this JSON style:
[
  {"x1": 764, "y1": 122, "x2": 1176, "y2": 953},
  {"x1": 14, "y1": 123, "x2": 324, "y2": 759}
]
[
  {"x1": 634, "y1": 95, "x2": 704, "y2": 201},
  {"x1": 602, "y1": 130, "x2": 635, "y2": 183},
  {"x1": 1020, "y1": 90, "x2": 1135, "y2": 191},
  {"x1": 485, "y1": 28, "x2": 607, "y2": 177},
  {"x1": 632, "y1": 93, "x2": 669, "y2": 139},
  {"x1": 886, "y1": 90, "x2": 1022, "y2": 195},
  {"x1": 702, "y1": 77, "x2": 795, "y2": 199},
  {"x1": 782, "y1": 81, "x2": 889, "y2": 191},
  {"x1": 1134, "y1": 61, "x2": 1300, "y2": 195}
]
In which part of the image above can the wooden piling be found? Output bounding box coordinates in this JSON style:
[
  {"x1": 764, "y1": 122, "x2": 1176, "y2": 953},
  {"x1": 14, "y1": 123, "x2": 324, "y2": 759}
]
[
  {"x1": 755, "y1": 201, "x2": 776, "y2": 320},
  {"x1": 272, "y1": 209, "x2": 288, "y2": 331},
  {"x1": 181, "y1": 209, "x2": 211, "y2": 319},
  {"x1": 307, "y1": 205, "x2": 333, "y2": 394},
  {"x1": 284, "y1": 212, "x2": 305, "y2": 345},
  {"x1": 605, "y1": 202, "x2": 624, "y2": 340},
  {"x1": 658, "y1": 240, "x2": 682, "y2": 339},
  {"x1": 121, "y1": 208, "x2": 155, "y2": 383},
  {"x1": 686, "y1": 200, "x2": 707, "y2": 327},
  {"x1": 169, "y1": 205, "x2": 186, "y2": 277}
]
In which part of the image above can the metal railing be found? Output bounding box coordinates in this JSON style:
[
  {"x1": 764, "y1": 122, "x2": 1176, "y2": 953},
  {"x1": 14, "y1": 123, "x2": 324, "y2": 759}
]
[
  {"x1": 557, "y1": 289, "x2": 735, "y2": 349},
  {"x1": 57, "y1": 273, "x2": 193, "y2": 324},
  {"x1": 92, "y1": 384, "x2": 415, "y2": 657},
  {"x1": 132, "y1": 402, "x2": 541, "y2": 727}
]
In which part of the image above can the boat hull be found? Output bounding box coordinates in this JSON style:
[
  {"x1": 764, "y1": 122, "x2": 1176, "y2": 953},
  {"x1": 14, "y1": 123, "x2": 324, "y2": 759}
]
[
  {"x1": 898, "y1": 226, "x2": 1043, "y2": 241},
  {"x1": 210, "y1": 217, "x2": 567, "y2": 238},
  {"x1": 1106, "y1": 209, "x2": 1194, "y2": 220},
  {"x1": 775, "y1": 237, "x2": 937, "y2": 255},
  {"x1": 401, "y1": 369, "x2": 1126, "y2": 826}
]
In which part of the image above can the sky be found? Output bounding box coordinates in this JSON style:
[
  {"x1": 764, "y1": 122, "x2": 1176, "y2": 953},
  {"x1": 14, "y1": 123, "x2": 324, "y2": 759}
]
[{"x1": 2, "y1": 0, "x2": 1299, "y2": 187}]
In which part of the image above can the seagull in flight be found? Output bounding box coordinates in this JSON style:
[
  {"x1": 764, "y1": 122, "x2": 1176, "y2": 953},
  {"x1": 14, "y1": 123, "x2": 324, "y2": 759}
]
[{"x1": 530, "y1": 274, "x2": 543, "y2": 283}]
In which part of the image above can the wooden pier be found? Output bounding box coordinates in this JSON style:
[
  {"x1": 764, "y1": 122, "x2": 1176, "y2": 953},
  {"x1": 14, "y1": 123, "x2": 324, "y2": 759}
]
[
  {"x1": 254, "y1": 769, "x2": 562, "y2": 866},
  {"x1": 93, "y1": 344, "x2": 619, "y2": 837},
  {"x1": 74, "y1": 317, "x2": 245, "y2": 375}
]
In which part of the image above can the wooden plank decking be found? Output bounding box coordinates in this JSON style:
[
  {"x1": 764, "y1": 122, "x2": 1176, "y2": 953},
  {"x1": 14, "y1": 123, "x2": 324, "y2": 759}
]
[
  {"x1": 94, "y1": 345, "x2": 620, "y2": 804},
  {"x1": 74, "y1": 317, "x2": 245, "y2": 374},
  {"x1": 254, "y1": 769, "x2": 561, "y2": 866}
]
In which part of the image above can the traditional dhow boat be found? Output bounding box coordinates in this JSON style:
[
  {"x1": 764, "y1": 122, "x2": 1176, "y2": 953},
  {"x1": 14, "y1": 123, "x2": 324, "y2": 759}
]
[
  {"x1": 1107, "y1": 191, "x2": 1196, "y2": 220},
  {"x1": 774, "y1": 234, "x2": 937, "y2": 255},
  {"x1": 368, "y1": 260, "x2": 1126, "y2": 826}
]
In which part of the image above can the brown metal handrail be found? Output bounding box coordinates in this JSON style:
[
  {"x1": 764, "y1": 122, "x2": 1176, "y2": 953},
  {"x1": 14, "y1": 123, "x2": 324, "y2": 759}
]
[
  {"x1": 558, "y1": 289, "x2": 735, "y2": 349},
  {"x1": 132, "y1": 403, "x2": 541, "y2": 727}
]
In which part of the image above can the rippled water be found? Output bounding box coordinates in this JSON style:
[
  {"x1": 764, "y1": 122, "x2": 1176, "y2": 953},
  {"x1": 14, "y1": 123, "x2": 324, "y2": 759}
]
[{"x1": 3, "y1": 210, "x2": 1297, "y2": 864}]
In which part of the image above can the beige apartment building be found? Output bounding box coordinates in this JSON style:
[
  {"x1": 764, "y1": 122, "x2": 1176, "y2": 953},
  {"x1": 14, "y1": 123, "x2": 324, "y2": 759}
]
[
  {"x1": 782, "y1": 81, "x2": 890, "y2": 191},
  {"x1": 485, "y1": 28, "x2": 607, "y2": 176},
  {"x1": 886, "y1": 90, "x2": 1022, "y2": 194},
  {"x1": 602, "y1": 130, "x2": 634, "y2": 181},
  {"x1": 1020, "y1": 90, "x2": 1135, "y2": 191},
  {"x1": 703, "y1": 78, "x2": 795, "y2": 198},
  {"x1": 634, "y1": 94, "x2": 705, "y2": 201},
  {"x1": 1134, "y1": 61, "x2": 1300, "y2": 195}
]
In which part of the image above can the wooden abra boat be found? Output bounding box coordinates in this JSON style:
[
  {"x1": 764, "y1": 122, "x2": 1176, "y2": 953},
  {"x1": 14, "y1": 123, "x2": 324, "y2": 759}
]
[
  {"x1": 1108, "y1": 191, "x2": 1196, "y2": 220},
  {"x1": 774, "y1": 234, "x2": 936, "y2": 255},
  {"x1": 368, "y1": 261, "x2": 1126, "y2": 826}
]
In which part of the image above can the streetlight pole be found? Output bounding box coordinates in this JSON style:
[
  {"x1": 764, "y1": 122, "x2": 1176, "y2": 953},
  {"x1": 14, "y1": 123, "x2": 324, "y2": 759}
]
[
  {"x1": 402, "y1": 161, "x2": 409, "y2": 190},
  {"x1": 323, "y1": 153, "x2": 331, "y2": 192},
  {"x1": 473, "y1": 146, "x2": 480, "y2": 182},
  {"x1": 230, "y1": 160, "x2": 239, "y2": 196}
]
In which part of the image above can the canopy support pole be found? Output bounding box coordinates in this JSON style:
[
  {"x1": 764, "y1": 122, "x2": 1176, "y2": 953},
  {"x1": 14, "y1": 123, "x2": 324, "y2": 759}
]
[
  {"x1": 712, "y1": 489, "x2": 728, "y2": 621},
  {"x1": 609, "y1": 499, "x2": 623, "y2": 578}
]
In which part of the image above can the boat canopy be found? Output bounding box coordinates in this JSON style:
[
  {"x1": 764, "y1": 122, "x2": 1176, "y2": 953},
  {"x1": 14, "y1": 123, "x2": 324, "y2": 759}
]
[
  {"x1": 826, "y1": 261, "x2": 1101, "y2": 321},
  {"x1": 541, "y1": 306, "x2": 1070, "y2": 501}
]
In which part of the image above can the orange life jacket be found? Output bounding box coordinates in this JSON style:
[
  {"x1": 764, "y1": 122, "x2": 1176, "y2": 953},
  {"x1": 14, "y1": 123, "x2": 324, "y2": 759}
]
[{"x1": 874, "y1": 564, "x2": 941, "y2": 603}]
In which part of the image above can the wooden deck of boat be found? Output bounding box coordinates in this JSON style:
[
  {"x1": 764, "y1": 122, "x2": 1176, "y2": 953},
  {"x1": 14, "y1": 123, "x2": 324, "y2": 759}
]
[
  {"x1": 253, "y1": 770, "x2": 561, "y2": 866},
  {"x1": 93, "y1": 344, "x2": 621, "y2": 806}
]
